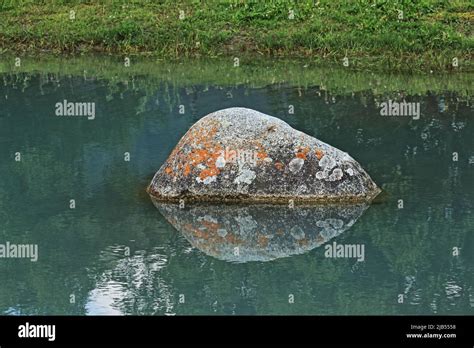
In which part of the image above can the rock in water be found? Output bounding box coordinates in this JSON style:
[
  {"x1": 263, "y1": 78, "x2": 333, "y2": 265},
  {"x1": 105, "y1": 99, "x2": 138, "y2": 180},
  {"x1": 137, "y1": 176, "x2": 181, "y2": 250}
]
[{"x1": 148, "y1": 107, "x2": 380, "y2": 203}]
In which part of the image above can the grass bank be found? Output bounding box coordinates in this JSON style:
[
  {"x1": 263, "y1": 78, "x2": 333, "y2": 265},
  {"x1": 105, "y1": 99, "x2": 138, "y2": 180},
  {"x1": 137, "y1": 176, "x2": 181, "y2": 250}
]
[
  {"x1": 1, "y1": 56, "x2": 472, "y2": 98},
  {"x1": 0, "y1": 0, "x2": 472, "y2": 72}
]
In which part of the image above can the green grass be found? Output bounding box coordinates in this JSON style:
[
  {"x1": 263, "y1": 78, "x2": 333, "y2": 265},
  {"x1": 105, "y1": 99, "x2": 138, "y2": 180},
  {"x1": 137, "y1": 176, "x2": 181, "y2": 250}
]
[
  {"x1": 0, "y1": 0, "x2": 472, "y2": 72},
  {"x1": 1, "y1": 55, "x2": 472, "y2": 98}
]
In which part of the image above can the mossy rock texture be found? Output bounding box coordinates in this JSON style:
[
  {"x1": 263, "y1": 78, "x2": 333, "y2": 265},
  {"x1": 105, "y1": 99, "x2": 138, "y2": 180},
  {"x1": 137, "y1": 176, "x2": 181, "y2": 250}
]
[{"x1": 148, "y1": 107, "x2": 380, "y2": 203}]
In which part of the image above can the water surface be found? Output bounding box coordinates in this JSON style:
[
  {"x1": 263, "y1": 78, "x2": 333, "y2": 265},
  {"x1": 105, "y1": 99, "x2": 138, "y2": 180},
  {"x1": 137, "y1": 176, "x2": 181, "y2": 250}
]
[{"x1": 0, "y1": 57, "x2": 472, "y2": 315}]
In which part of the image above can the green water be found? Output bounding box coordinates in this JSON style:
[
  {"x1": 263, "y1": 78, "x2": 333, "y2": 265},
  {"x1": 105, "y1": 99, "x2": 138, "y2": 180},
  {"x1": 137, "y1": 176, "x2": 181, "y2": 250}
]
[{"x1": 0, "y1": 58, "x2": 472, "y2": 315}]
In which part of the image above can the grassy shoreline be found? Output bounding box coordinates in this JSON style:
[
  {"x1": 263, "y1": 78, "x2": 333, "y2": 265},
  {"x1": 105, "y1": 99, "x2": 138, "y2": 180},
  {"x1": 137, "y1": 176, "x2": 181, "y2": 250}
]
[
  {"x1": 0, "y1": 0, "x2": 472, "y2": 72},
  {"x1": 1, "y1": 55, "x2": 472, "y2": 98}
]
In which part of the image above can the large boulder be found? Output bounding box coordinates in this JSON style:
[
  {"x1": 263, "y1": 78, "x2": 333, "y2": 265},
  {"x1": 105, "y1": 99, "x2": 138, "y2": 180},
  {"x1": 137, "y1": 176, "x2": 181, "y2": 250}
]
[{"x1": 148, "y1": 107, "x2": 380, "y2": 203}]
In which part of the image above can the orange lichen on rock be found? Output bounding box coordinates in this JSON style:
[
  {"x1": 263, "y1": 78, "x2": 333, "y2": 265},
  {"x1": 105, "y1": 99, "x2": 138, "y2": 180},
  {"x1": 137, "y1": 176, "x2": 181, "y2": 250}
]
[
  {"x1": 189, "y1": 149, "x2": 209, "y2": 165},
  {"x1": 257, "y1": 235, "x2": 269, "y2": 247},
  {"x1": 183, "y1": 163, "x2": 191, "y2": 177},
  {"x1": 252, "y1": 142, "x2": 268, "y2": 163},
  {"x1": 298, "y1": 238, "x2": 309, "y2": 246},
  {"x1": 225, "y1": 233, "x2": 243, "y2": 245},
  {"x1": 177, "y1": 121, "x2": 225, "y2": 181},
  {"x1": 316, "y1": 234, "x2": 325, "y2": 244},
  {"x1": 200, "y1": 220, "x2": 221, "y2": 234},
  {"x1": 295, "y1": 146, "x2": 310, "y2": 160},
  {"x1": 165, "y1": 167, "x2": 173, "y2": 175},
  {"x1": 315, "y1": 149, "x2": 324, "y2": 160},
  {"x1": 197, "y1": 149, "x2": 223, "y2": 180},
  {"x1": 183, "y1": 223, "x2": 210, "y2": 240},
  {"x1": 295, "y1": 152, "x2": 306, "y2": 159}
]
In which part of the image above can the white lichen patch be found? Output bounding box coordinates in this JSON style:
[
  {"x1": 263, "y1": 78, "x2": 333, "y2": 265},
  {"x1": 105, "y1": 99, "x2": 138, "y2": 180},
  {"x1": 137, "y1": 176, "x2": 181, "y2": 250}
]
[
  {"x1": 326, "y1": 218, "x2": 344, "y2": 229},
  {"x1": 217, "y1": 228, "x2": 228, "y2": 237},
  {"x1": 234, "y1": 169, "x2": 256, "y2": 185},
  {"x1": 345, "y1": 168, "x2": 354, "y2": 176},
  {"x1": 316, "y1": 171, "x2": 327, "y2": 180},
  {"x1": 316, "y1": 218, "x2": 345, "y2": 239},
  {"x1": 319, "y1": 155, "x2": 336, "y2": 170},
  {"x1": 196, "y1": 175, "x2": 217, "y2": 185},
  {"x1": 162, "y1": 185, "x2": 174, "y2": 194},
  {"x1": 198, "y1": 215, "x2": 218, "y2": 224},
  {"x1": 220, "y1": 119, "x2": 232, "y2": 129},
  {"x1": 290, "y1": 226, "x2": 305, "y2": 240},
  {"x1": 215, "y1": 156, "x2": 226, "y2": 169},
  {"x1": 328, "y1": 168, "x2": 343, "y2": 181},
  {"x1": 234, "y1": 214, "x2": 258, "y2": 234},
  {"x1": 289, "y1": 158, "x2": 304, "y2": 173},
  {"x1": 296, "y1": 184, "x2": 308, "y2": 194}
]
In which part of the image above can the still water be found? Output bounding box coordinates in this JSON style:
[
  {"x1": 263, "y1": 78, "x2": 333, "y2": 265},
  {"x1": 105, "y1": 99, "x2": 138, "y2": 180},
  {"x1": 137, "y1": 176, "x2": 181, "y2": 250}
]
[{"x1": 0, "y1": 57, "x2": 472, "y2": 315}]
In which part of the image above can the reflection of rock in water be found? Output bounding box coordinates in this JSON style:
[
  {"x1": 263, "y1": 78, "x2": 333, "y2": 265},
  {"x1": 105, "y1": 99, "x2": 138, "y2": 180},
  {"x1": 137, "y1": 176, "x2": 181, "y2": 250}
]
[{"x1": 152, "y1": 198, "x2": 368, "y2": 263}]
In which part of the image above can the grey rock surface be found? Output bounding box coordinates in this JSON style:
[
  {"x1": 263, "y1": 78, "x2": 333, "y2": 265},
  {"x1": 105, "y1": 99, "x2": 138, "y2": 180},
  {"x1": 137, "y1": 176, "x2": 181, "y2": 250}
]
[
  {"x1": 148, "y1": 107, "x2": 380, "y2": 203},
  {"x1": 152, "y1": 199, "x2": 368, "y2": 262}
]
